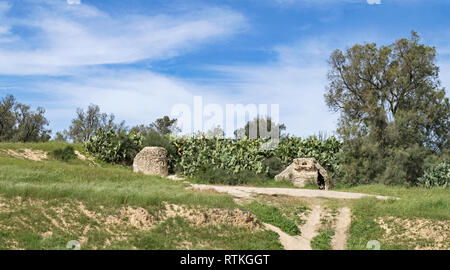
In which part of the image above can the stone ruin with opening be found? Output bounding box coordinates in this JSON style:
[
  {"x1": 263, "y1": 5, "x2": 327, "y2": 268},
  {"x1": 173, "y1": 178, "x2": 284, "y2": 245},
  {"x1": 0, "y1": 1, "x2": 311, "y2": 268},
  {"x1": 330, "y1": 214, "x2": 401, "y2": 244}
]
[{"x1": 275, "y1": 157, "x2": 330, "y2": 190}]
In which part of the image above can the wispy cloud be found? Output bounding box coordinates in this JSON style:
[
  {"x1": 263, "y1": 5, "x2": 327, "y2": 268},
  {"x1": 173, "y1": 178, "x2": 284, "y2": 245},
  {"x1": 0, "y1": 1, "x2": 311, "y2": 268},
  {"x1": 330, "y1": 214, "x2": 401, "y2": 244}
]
[
  {"x1": 367, "y1": 0, "x2": 382, "y2": 4},
  {"x1": 1, "y1": 0, "x2": 447, "y2": 137},
  {"x1": 0, "y1": 1, "x2": 246, "y2": 75}
]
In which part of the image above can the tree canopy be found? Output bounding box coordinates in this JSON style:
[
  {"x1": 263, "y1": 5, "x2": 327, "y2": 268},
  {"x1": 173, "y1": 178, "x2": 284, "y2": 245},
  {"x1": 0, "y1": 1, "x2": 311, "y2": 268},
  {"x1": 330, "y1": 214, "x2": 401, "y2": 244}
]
[
  {"x1": 66, "y1": 104, "x2": 125, "y2": 143},
  {"x1": 326, "y1": 32, "x2": 450, "y2": 185},
  {"x1": 0, "y1": 94, "x2": 51, "y2": 142}
]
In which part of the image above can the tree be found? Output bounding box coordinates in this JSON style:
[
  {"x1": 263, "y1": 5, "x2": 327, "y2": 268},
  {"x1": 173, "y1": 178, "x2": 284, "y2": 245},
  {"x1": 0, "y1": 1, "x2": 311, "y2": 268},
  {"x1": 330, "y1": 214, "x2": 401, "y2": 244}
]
[
  {"x1": 53, "y1": 132, "x2": 68, "y2": 142},
  {"x1": 0, "y1": 94, "x2": 51, "y2": 142},
  {"x1": 67, "y1": 104, "x2": 125, "y2": 143},
  {"x1": 205, "y1": 126, "x2": 225, "y2": 139},
  {"x1": 149, "y1": 116, "x2": 179, "y2": 135},
  {"x1": 234, "y1": 116, "x2": 286, "y2": 139},
  {"x1": 13, "y1": 104, "x2": 51, "y2": 142},
  {"x1": 0, "y1": 95, "x2": 17, "y2": 141},
  {"x1": 325, "y1": 32, "x2": 450, "y2": 185}
]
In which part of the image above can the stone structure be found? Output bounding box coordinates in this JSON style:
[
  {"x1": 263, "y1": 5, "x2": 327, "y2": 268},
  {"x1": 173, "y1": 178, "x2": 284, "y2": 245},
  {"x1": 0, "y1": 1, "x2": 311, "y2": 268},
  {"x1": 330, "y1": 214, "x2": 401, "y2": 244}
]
[
  {"x1": 275, "y1": 158, "x2": 330, "y2": 190},
  {"x1": 133, "y1": 147, "x2": 168, "y2": 177}
]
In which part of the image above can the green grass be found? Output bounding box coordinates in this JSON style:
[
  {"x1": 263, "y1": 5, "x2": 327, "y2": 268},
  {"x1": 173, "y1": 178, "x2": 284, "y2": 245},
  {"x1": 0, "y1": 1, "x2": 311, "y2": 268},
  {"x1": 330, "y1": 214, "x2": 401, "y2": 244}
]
[
  {"x1": 311, "y1": 230, "x2": 334, "y2": 250},
  {"x1": 0, "y1": 155, "x2": 238, "y2": 208},
  {"x1": 131, "y1": 217, "x2": 282, "y2": 250},
  {"x1": 337, "y1": 184, "x2": 450, "y2": 220},
  {"x1": 339, "y1": 185, "x2": 450, "y2": 250},
  {"x1": 2, "y1": 142, "x2": 449, "y2": 250},
  {"x1": 0, "y1": 142, "x2": 283, "y2": 250},
  {"x1": 243, "y1": 201, "x2": 300, "y2": 236}
]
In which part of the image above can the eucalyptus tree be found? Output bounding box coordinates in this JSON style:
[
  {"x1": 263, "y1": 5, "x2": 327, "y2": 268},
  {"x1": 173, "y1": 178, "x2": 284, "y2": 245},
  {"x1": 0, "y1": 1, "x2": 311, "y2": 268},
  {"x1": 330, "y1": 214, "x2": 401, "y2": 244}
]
[{"x1": 326, "y1": 32, "x2": 450, "y2": 185}]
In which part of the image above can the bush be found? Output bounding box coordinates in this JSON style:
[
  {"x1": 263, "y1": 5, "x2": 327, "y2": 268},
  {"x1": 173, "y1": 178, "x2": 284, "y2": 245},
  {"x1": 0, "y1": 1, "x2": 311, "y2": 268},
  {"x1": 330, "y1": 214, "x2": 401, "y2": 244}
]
[
  {"x1": 417, "y1": 162, "x2": 450, "y2": 188},
  {"x1": 193, "y1": 167, "x2": 272, "y2": 186},
  {"x1": 338, "y1": 136, "x2": 443, "y2": 187},
  {"x1": 263, "y1": 157, "x2": 285, "y2": 178},
  {"x1": 51, "y1": 146, "x2": 77, "y2": 162},
  {"x1": 85, "y1": 128, "x2": 143, "y2": 165},
  {"x1": 173, "y1": 136, "x2": 341, "y2": 179}
]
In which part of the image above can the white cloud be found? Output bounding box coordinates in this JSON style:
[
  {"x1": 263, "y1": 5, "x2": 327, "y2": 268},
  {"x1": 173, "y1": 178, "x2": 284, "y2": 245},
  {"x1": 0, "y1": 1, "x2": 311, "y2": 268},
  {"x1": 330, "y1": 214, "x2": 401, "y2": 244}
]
[
  {"x1": 38, "y1": 69, "x2": 194, "y2": 129},
  {"x1": 367, "y1": 0, "x2": 382, "y2": 4},
  {"x1": 34, "y1": 63, "x2": 337, "y2": 137},
  {"x1": 0, "y1": 1, "x2": 246, "y2": 75},
  {"x1": 16, "y1": 31, "x2": 386, "y2": 136},
  {"x1": 67, "y1": 0, "x2": 81, "y2": 5}
]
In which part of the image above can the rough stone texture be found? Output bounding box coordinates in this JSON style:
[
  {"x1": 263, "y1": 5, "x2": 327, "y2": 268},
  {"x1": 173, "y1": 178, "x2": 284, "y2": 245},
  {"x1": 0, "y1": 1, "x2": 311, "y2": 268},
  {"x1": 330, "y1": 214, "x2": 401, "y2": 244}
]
[
  {"x1": 133, "y1": 147, "x2": 168, "y2": 177},
  {"x1": 275, "y1": 158, "x2": 330, "y2": 190}
]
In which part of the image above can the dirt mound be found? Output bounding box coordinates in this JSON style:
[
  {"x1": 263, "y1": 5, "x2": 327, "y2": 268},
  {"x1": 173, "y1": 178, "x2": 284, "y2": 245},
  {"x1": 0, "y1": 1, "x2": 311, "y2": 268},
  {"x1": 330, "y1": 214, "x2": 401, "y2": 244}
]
[
  {"x1": 5, "y1": 149, "x2": 47, "y2": 161},
  {"x1": 377, "y1": 216, "x2": 450, "y2": 250},
  {"x1": 163, "y1": 203, "x2": 260, "y2": 229},
  {"x1": 0, "y1": 196, "x2": 261, "y2": 249},
  {"x1": 120, "y1": 207, "x2": 155, "y2": 230}
]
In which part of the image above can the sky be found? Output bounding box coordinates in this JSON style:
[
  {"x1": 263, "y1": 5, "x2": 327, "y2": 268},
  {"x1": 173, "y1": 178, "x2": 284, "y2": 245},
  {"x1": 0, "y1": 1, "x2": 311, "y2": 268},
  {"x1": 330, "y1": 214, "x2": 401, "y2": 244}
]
[{"x1": 0, "y1": 0, "x2": 450, "y2": 138}]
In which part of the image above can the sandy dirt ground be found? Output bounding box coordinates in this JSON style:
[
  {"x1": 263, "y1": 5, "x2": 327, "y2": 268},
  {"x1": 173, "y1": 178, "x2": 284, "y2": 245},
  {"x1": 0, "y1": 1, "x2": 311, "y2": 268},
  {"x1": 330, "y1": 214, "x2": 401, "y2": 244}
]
[{"x1": 191, "y1": 184, "x2": 393, "y2": 200}]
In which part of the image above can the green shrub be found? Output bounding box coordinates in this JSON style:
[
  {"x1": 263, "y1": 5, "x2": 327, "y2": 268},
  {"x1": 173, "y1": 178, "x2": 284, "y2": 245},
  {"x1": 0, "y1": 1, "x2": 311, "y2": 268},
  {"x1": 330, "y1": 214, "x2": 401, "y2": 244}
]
[
  {"x1": 173, "y1": 135, "x2": 341, "y2": 179},
  {"x1": 85, "y1": 128, "x2": 143, "y2": 165},
  {"x1": 263, "y1": 157, "x2": 285, "y2": 178},
  {"x1": 174, "y1": 137, "x2": 268, "y2": 177},
  {"x1": 193, "y1": 167, "x2": 272, "y2": 186},
  {"x1": 417, "y1": 162, "x2": 450, "y2": 188},
  {"x1": 50, "y1": 146, "x2": 77, "y2": 162},
  {"x1": 337, "y1": 135, "x2": 440, "y2": 187}
]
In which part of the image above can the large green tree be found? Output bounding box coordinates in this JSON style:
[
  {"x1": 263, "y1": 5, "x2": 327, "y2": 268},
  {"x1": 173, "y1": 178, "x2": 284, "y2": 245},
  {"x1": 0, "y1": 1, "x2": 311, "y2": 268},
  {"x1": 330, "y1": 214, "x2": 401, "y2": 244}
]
[
  {"x1": 325, "y1": 32, "x2": 450, "y2": 185},
  {"x1": 0, "y1": 94, "x2": 51, "y2": 142},
  {"x1": 0, "y1": 95, "x2": 17, "y2": 141}
]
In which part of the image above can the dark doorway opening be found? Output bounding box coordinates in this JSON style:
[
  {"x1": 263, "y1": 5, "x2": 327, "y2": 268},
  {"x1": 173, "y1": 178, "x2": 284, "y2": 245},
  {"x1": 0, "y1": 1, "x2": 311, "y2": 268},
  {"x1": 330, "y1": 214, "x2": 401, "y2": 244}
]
[{"x1": 317, "y1": 172, "x2": 325, "y2": 190}]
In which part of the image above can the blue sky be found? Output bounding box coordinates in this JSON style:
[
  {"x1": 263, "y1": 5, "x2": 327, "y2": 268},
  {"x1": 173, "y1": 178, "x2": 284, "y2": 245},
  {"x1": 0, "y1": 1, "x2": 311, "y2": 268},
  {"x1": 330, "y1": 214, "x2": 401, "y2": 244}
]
[{"x1": 1, "y1": 0, "x2": 450, "y2": 137}]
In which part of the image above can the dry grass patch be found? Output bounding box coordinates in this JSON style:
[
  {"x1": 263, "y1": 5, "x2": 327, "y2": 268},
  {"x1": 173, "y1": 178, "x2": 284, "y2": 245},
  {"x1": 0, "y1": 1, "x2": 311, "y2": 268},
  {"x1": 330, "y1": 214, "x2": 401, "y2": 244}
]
[
  {"x1": 4, "y1": 149, "x2": 47, "y2": 161},
  {"x1": 377, "y1": 216, "x2": 450, "y2": 250}
]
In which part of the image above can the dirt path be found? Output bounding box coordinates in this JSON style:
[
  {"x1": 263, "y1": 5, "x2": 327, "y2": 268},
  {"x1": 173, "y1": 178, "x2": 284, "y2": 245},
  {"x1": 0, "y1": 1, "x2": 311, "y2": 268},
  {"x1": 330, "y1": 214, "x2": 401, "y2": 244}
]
[
  {"x1": 191, "y1": 184, "x2": 392, "y2": 200},
  {"x1": 265, "y1": 205, "x2": 353, "y2": 250},
  {"x1": 188, "y1": 183, "x2": 392, "y2": 250},
  {"x1": 264, "y1": 205, "x2": 323, "y2": 250},
  {"x1": 331, "y1": 207, "x2": 352, "y2": 250},
  {"x1": 264, "y1": 223, "x2": 308, "y2": 250}
]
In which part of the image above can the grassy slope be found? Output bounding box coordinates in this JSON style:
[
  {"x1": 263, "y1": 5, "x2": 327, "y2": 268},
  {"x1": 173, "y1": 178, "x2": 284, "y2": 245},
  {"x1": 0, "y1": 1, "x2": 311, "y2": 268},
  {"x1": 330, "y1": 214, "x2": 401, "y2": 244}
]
[
  {"x1": 335, "y1": 185, "x2": 450, "y2": 250},
  {"x1": 277, "y1": 182, "x2": 449, "y2": 250},
  {"x1": 1, "y1": 142, "x2": 449, "y2": 250},
  {"x1": 0, "y1": 143, "x2": 282, "y2": 250}
]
